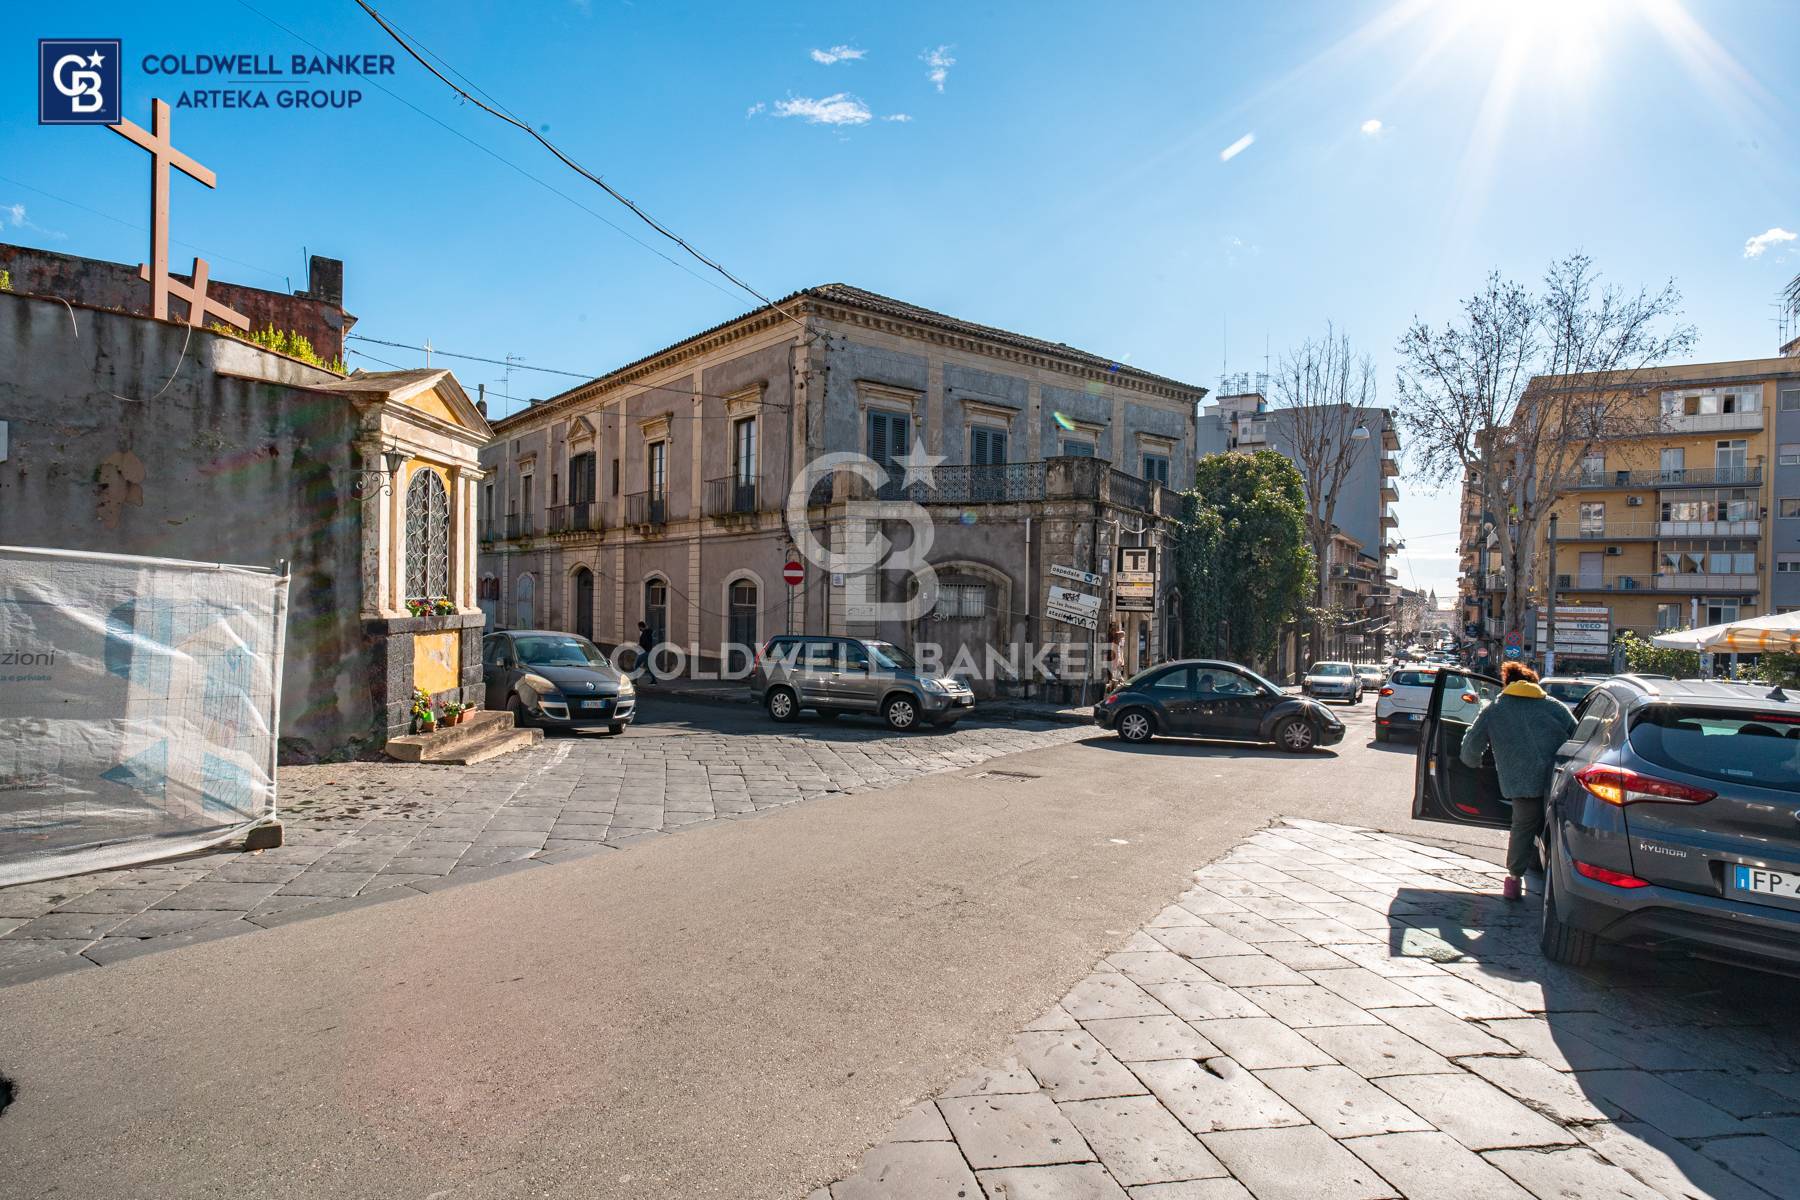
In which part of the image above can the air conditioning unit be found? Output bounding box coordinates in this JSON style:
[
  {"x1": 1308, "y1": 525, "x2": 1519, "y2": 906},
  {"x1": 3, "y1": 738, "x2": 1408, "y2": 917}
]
[
  {"x1": 1627, "y1": 496, "x2": 1644, "y2": 507},
  {"x1": 1605, "y1": 546, "x2": 1622, "y2": 556}
]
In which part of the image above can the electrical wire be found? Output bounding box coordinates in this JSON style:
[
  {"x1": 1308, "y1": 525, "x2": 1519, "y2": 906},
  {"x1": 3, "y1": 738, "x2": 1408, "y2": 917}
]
[{"x1": 347, "y1": 0, "x2": 807, "y2": 334}]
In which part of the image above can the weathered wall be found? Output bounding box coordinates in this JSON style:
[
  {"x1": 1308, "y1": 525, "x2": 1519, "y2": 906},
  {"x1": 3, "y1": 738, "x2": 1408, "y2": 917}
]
[
  {"x1": 0, "y1": 244, "x2": 352, "y2": 361},
  {"x1": 0, "y1": 291, "x2": 368, "y2": 760}
]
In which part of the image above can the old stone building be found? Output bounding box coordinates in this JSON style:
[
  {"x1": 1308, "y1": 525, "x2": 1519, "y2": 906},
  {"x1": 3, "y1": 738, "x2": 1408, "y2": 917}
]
[{"x1": 478, "y1": 285, "x2": 1206, "y2": 694}]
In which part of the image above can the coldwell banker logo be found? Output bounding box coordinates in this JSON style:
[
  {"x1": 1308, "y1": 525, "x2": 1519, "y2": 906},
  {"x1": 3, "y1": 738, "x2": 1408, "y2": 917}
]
[{"x1": 39, "y1": 39, "x2": 122, "y2": 125}]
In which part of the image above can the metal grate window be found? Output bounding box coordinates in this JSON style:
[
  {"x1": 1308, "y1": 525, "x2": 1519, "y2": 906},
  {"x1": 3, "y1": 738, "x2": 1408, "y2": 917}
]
[
  {"x1": 933, "y1": 583, "x2": 987, "y2": 619},
  {"x1": 405, "y1": 469, "x2": 451, "y2": 601}
]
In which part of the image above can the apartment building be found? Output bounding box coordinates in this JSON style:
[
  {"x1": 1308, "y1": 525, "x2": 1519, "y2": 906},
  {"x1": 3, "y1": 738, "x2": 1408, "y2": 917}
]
[
  {"x1": 1472, "y1": 356, "x2": 1800, "y2": 659},
  {"x1": 476, "y1": 285, "x2": 1204, "y2": 692}
]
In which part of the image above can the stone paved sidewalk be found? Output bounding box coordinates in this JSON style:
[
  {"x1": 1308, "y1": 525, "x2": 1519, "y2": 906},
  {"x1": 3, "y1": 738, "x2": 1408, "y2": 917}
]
[
  {"x1": 0, "y1": 718, "x2": 1086, "y2": 986},
  {"x1": 817, "y1": 819, "x2": 1799, "y2": 1200}
]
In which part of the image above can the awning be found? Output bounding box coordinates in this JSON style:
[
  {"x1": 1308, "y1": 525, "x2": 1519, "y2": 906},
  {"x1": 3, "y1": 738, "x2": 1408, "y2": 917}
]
[{"x1": 1651, "y1": 611, "x2": 1800, "y2": 654}]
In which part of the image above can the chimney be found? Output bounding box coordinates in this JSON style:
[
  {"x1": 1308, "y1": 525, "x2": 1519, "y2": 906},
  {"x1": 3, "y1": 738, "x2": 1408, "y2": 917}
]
[
  {"x1": 305, "y1": 255, "x2": 344, "y2": 307},
  {"x1": 476, "y1": 383, "x2": 488, "y2": 417}
]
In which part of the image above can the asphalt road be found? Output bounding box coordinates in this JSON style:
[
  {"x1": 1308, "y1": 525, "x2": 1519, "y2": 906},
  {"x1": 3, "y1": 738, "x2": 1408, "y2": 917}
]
[{"x1": 0, "y1": 699, "x2": 1501, "y2": 1200}]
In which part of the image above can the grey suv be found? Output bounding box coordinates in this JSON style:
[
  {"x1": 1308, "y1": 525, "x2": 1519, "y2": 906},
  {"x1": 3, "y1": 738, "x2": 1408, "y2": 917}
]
[
  {"x1": 753, "y1": 635, "x2": 975, "y2": 731},
  {"x1": 1415, "y1": 671, "x2": 1800, "y2": 971}
]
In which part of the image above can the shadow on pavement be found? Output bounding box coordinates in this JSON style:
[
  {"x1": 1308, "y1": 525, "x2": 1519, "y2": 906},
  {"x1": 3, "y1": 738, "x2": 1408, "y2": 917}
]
[
  {"x1": 1085, "y1": 737, "x2": 1340, "y2": 761},
  {"x1": 1388, "y1": 882, "x2": 1800, "y2": 1198}
]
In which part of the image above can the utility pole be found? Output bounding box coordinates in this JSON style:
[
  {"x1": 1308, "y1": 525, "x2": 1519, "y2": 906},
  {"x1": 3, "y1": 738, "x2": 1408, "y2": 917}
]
[{"x1": 1544, "y1": 513, "x2": 1559, "y2": 675}]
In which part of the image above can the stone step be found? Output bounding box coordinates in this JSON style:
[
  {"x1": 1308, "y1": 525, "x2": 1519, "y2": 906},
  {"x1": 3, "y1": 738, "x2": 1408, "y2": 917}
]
[
  {"x1": 419, "y1": 726, "x2": 542, "y2": 766},
  {"x1": 384, "y1": 709, "x2": 514, "y2": 763}
]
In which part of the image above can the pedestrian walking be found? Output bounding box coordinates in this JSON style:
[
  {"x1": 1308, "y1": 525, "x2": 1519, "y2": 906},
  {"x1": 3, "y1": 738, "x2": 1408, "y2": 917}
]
[
  {"x1": 1457, "y1": 661, "x2": 1576, "y2": 901},
  {"x1": 636, "y1": 620, "x2": 657, "y2": 683}
]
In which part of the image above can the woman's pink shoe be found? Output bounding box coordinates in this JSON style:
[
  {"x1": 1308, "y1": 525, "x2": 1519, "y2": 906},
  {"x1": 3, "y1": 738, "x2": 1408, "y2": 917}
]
[{"x1": 1502, "y1": 876, "x2": 1523, "y2": 902}]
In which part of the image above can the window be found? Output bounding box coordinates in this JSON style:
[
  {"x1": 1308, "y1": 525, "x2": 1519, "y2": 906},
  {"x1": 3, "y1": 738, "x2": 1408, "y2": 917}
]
[
  {"x1": 867, "y1": 409, "x2": 910, "y2": 474},
  {"x1": 727, "y1": 579, "x2": 758, "y2": 650},
  {"x1": 568, "y1": 452, "x2": 597, "y2": 504},
  {"x1": 970, "y1": 425, "x2": 1008, "y2": 466},
  {"x1": 1143, "y1": 454, "x2": 1170, "y2": 486},
  {"x1": 933, "y1": 583, "x2": 987, "y2": 619},
  {"x1": 611, "y1": 457, "x2": 621, "y2": 496},
  {"x1": 1654, "y1": 603, "x2": 1683, "y2": 631},
  {"x1": 1715, "y1": 439, "x2": 1747, "y2": 476},
  {"x1": 1659, "y1": 447, "x2": 1685, "y2": 478},
  {"x1": 732, "y1": 417, "x2": 757, "y2": 485},
  {"x1": 1780, "y1": 443, "x2": 1800, "y2": 467},
  {"x1": 646, "y1": 440, "x2": 667, "y2": 500},
  {"x1": 1579, "y1": 452, "x2": 1605, "y2": 484},
  {"x1": 404, "y1": 469, "x2": 451, "y2": 601},
  {"x1": 1703, "y1": 598, "x2": 1740, "y2": 625},
  {"x1": 1061, "y1": 439, "x2": 1096, "y2": 457},
  {"x1": 1782, "y1": 498, "x2": 1800, "y2": 519},
  {"x1": 550, "y1": 473, "x2": 559, "y2": 506},
  {"x1": 1144, "y1": 667, "x2": 1194, "y2": 695},
  {"x1": 519, "y1": 471, "x2": 535, "y2": 519},
  {"x1": 1579, "y1": 501, "x2": 1605, "y2": 535},
  {"x1": 1777, "y1": 554, "x2": 1800, "y2": 574},
  {"x1": 1781, "y1": 387, "x2": 1800, "y2": 412}
]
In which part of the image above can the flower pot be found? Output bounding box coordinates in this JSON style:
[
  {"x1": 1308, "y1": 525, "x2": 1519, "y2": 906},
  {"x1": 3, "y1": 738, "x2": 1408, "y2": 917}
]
[{"x1": 417, "y1": 719, "x2": 436, "y2": 735}]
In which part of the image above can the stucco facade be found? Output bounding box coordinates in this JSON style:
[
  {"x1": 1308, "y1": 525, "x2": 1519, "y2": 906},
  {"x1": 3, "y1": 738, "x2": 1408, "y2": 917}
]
[{"x1": 478, "y1": 285, "x2": 1206, "y2": 693}]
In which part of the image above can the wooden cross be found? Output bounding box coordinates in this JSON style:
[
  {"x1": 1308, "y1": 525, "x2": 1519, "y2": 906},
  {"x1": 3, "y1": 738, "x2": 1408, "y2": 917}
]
[
  {"x1": 109, "y1": 99, "x2": 245, "y2": 326},
  {"x1": 136, "y1": 257, "x2": 248, "y2": 330}
]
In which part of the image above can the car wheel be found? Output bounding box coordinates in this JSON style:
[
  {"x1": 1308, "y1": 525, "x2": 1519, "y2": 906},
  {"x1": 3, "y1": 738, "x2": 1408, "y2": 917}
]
[
  {"x1": 766, "y1": 687, "x2": 800, "y2": 723},
  {"x1": 608, "y1": 722, "x2": 626, "y2": 735},
  {"x1": 507, "y1": 694, "x2": 533, "y2": 729},
  {"x1": 1275, "y1": 716, "x2": 1317, "y2": 753},
  {"x1": 1116, "y1": 708, "x2": 1154, "y2": 743},
  {"x1": 1539, "y1": 853, "x2": 1596, "y2": 967},
  {"x1": 882, "y1": 694, "x2": 920, "y2": 731},
  {"x1": 1374, "y1": 725, "x2": 1389, "y2": 743}
]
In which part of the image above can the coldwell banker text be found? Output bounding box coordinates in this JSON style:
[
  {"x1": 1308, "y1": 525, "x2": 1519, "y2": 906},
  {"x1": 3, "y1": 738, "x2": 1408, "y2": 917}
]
[{"x1": 141, "y1": 52, "x2": 394, "y2": 110}]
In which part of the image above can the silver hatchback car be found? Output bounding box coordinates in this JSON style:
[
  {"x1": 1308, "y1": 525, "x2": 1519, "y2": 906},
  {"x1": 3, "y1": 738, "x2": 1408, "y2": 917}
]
[{"x1": 753, "y1": 635, "x2": 975, "y2": 731}]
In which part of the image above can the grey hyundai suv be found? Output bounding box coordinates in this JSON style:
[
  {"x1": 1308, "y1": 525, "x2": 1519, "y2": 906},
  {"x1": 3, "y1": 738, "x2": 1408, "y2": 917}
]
[
  {"x1": 1415, "y1": 671, "x2": 1800, "y2": 972},
  {"x1": 753, "y1": 635, "x2": 974, "y2": 731}
]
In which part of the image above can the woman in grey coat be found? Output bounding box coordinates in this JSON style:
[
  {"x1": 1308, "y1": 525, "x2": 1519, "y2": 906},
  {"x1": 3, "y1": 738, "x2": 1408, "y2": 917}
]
[{"x1": 1458, "y1": 662, "x2": 1577, "y2": 901}]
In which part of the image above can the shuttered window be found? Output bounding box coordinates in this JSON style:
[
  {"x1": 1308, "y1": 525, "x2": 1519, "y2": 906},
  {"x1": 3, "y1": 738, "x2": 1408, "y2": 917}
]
[{"x1": 971, "y1": 426, "x2": 1008, "y2": 466}]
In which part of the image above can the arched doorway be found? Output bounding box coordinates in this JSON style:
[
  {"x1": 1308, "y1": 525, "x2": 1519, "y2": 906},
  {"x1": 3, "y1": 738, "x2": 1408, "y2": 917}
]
[
  {"x1": 573, "y1": 567, "x2": 594, "y2": 641},
  {"x1": 643, "y1": 577, "x2": 669, "y2": 642},
  {"x1": 514, "y1": 573, "x2": 536, "y2": 630}
]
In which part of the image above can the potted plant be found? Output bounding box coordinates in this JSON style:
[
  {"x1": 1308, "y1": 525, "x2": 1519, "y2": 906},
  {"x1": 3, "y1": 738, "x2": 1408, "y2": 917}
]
[
  {"x1": 432, "y1": 597, "x2": 456, "y2": 615},
  {"x1": 406, "y1": 598, "x2": 433, "y2": 618},
  {"x1": 411, "y1": 688, "x2": 437, "y2": 733},
  {"x1": 441, "y1": 699, "x2": 466, "y2": 726}
]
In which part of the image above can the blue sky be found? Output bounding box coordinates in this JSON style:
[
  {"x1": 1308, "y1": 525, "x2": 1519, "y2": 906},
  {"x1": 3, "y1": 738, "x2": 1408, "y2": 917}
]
[{"x1": 9, "y1": 0, "x2": 1800, "y2": 598}]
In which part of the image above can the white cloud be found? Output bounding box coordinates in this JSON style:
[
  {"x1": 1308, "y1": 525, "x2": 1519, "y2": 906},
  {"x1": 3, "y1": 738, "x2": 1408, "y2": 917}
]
[
  {"x1": 1743, "y1": 226, "x2": 1796, "y2": 258},
  {"x1": 883, "y1": 113, "x2": 912, "y2": 122},
  {"x1": 1360, "y1": 118, "x2": 1383, "y2": 135},
  {"x1": 2, "y1": 202, "x2": 65, "y2": 239},
  {"x1": 923, "y1": 45, "x2": 955, "y2": 92},
  {"x1": 1219, "y1": 132, "x2": 1255, "y2": 162},
  {"x1": 3, "y1": 203, "x2": 24, "y2": 227},
  {"x1": 773, "y1": 93, "x2": 872, "y2": 126},
  {"x1": 745, "y1": 102, "x2": 765, "y2": 118},
  {"x1": 810, "y1": 45, "x2": 866, "y2": 65}
]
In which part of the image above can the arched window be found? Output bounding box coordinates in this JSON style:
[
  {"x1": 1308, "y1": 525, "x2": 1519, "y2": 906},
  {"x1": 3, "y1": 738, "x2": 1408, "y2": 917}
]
[
  {"x1": 728, "y1": 578, "x2": 758, "y2": 652},
  {"x1": 644, "y1": 577, "x2": 669, "y2": 641},
  {"x1": 405, "y1": 469, "x2": 451, "y2": 601},
  {"x1": 515, "y1": 573, "x2": 536, "y2": 629}
]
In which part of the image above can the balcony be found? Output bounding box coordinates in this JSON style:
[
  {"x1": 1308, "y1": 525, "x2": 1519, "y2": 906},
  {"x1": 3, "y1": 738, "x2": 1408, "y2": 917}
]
[
  {"x1": 1551, "y1": 521, "x2": 1661, "y2": 541},
  {"x1": 1657, "y1": 518, "x2": 1760, "y2": 538},
  {"x1": 1381, "y1": 452, "x2": 1401, "y2": 478},
  {"x1": 705, "y1": 476, "x2": 760, "y2": 519},
  {"x1": 1661, "y1": 410, "x2": 1763, "y2": 435},
  {"x1": 1381, "y1": 508, "x2": 1399, "y2": 529},
  {"x1": 1331, "y1": 563, "x2": 1376, "y2": 582},
  {"x1": 504, "y1": 512, "x2": 535, "y2": 540},
  {"x1": 1566, "y1": 465, "x2": 1762, "y2": 490},
  {"x1": 1381, "y1": 482, "x2": 1400, "y2": 504},
  {"x1": 1653, "y1": 573, "x2": 1759, "y2": 593},
  {"x1": 1105, "y1": 469, "x2": 1153, "y2": 514},
  {"x1": 546, "y1": 501, "x2": 602, "y2": 536},
  {"x1": 810, "y1": 457, "x2": 1173, "y2": 514},
  {"x1": 624, "y1": 491, "x2": 667, "y2": 528},
  {"x1": 1554, "y1": 573, "x2": 1761, "y2": 594}
]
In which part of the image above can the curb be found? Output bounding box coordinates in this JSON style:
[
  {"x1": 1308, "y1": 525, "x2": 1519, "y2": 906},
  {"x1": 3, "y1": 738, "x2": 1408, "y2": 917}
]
[{"x1": 639, "y1": 685, "x2": 1095, "y2": 727}]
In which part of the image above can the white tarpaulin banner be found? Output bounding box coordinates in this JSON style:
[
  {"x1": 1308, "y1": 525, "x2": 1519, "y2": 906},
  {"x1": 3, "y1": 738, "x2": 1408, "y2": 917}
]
[{"x1": 0, "y1": 546, "x2": 287, "y2": 886}]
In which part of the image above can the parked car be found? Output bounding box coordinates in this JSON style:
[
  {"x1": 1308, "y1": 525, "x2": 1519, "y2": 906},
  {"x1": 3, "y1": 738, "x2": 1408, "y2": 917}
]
[
  {"x1": 1541, "y1": 676, "x2": 1599, "y2": 708},
  {"x1": 1374, "y1": 664, "x2": 1444, "y2": 742},
  {"x1": 1354, "y1": 663, "x2": 1387, "y2": 691},
  {"x1": 1094, "y1": 659, "x2": 1345, "y2": 752},
  {"x1": 482, "y1": 629, "x2": 636, "y2": 733},
  {"x1": 753, "y1": 635, "x2": 974, "y2": 730},
  {"x1": 1301, "y1": 661, "x2": 1364, "y2": 704},
  {"x1": 1414, "y1": 672, "x2": 1800, "y2": 970}
]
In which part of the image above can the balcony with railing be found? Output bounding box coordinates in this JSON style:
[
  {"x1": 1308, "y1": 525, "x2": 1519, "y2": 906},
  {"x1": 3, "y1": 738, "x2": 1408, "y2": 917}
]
[
  {"x1": 1656, "y1": 518, "x2": 1760, "y2": 538},
  {"x1": 1661, "y1": 409, "x2": 1763, "y2": 435},
  {"x1": 1105, "y1": 468, "x2": 1153, "y2": 513},
  {"x1": 624, "y1": 491, "x2": 667, "y2": 528},
  {"x1": 504, "y1": 512, "x2": 534, "y2": 540},
  {"x1": 1381, "y1": 481, "x2": 1400, "y2": 504},
  {"x1": 1566, "y1": 465, "x2": 1762, "y2": 490},
  {"x1": 1551, "y1": 520, "x2": 1661, "y2": 541},
  {"x1": 546, "y1": 501, "x2": 603, "y2": 536},
  {"x1": 705, "y1": 476, "x2": 760, "y2": 518},
  {"x1": 806, "y1": 457, "x2": 1181, "y2": 514},
  {"x1": 1555, "y1": 572, "x2": 1761, "y2": 594}
]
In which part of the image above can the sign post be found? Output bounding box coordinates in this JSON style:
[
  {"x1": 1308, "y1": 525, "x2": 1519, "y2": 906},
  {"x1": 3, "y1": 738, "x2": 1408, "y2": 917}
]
[
  {"x1": 1502, "y1": 630, "x2": 1523, "y2": 661},
  {"x1": 783, "y1": 559, "x2": 803, "y2": 634}
]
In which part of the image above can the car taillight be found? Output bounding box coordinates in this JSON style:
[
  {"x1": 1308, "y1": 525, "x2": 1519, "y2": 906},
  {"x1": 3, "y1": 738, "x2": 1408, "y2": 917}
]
[
  {"x1": 1102, "y1": 693, "x2": 1121, "y2": 706},
  {"x1": 1460, "y1": 692, "x2": 1477, "y2": 703},
  {"x1": 1575, "y1": 860, "x2": 1651, "y2": 889},
  {"x1": 1379, "y1": 686, "x2": 1395, "y2": 696},
  {"x1": 1574, "y1": 765, "x2": 1716, "y2": 807}
]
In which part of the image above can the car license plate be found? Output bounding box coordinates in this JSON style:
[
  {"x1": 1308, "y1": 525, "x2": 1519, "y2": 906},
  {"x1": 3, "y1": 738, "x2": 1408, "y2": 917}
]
[
  {"x1": 1400, "y1": 712, "x2": 1420, "y2": 722},
  {"x1": 1733, "y1": 865, "x2": 1800, "y2": 900},
  {"x1": 581, "y1": 699, "x2": 609, "y2": 711}
]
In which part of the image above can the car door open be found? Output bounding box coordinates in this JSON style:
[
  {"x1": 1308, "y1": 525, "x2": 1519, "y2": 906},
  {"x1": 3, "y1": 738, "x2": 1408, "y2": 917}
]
[{"x1": 1412, "y1": 668, "x2": 1510, "y2": 829}]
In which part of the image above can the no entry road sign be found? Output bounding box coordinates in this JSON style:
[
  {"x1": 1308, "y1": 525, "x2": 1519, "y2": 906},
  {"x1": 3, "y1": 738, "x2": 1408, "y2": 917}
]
[{"x1": 783, "y1": 560, "x2": 805, "y2": 587}]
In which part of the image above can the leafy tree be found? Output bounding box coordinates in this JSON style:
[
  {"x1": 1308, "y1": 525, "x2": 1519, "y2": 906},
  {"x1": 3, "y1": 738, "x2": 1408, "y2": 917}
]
[
  {"x1": 1615, "y1": 630, "x2": 1699, "y2": 678},
  {"x1": 1174, "y1": 451, "x2": 1312, "y2": 672}
]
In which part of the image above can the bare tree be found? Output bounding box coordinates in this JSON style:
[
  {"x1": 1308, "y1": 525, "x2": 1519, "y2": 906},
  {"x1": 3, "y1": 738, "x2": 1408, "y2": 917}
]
[
  {"x1": 1267, "y1": 327, "x2": 1379, "y2": 663},
  {"x1": 1394, "y1": 255, "x2": 1695, "y2": 641}
]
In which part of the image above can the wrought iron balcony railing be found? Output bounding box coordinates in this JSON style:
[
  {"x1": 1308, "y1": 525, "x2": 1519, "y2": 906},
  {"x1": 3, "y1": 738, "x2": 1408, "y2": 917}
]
[
  {"x1": 705, "y1": 476, "x2": 760, "y2": 517},
  {"x1": 546, "y1": 502, "x2": 602, "y2": 535},
  {"x1": 625, "y1": 491, "x2": 667, "y2": 527}
]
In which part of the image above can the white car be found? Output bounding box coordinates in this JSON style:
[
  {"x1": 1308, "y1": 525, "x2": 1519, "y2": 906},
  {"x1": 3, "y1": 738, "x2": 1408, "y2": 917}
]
[
  {"x1": 1301, "y1": 661, "x2": 1364, "y2": 704},
  {"x1": 1374, "y1": 665, "x2": 1440, "y2": 741}
]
